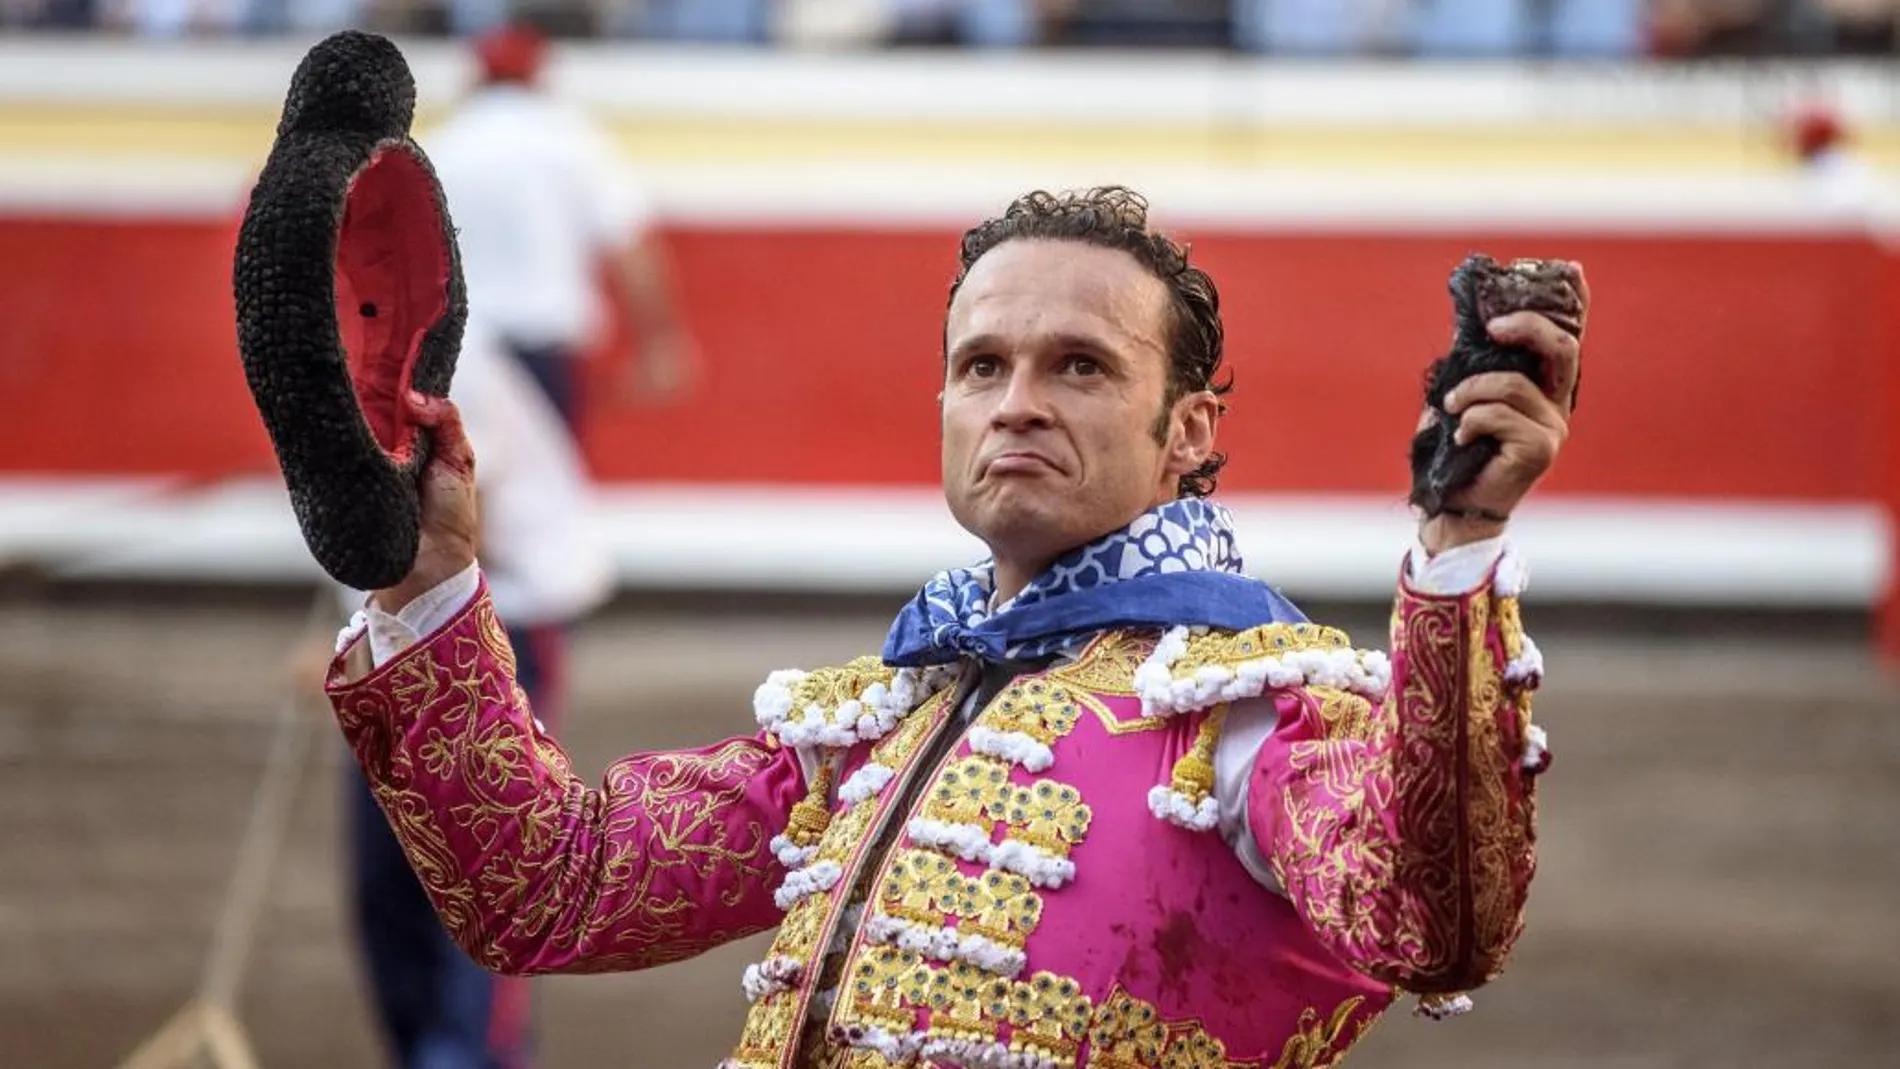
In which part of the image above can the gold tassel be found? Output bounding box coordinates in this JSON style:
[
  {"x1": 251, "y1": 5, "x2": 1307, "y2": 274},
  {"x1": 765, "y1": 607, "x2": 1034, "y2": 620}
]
[
  {"x1": 785, "y1": 761, "x2": 836, "y2": 848},
  {"x1": 1168, "y1": 704, "x2": 1229, "y2": 800}
]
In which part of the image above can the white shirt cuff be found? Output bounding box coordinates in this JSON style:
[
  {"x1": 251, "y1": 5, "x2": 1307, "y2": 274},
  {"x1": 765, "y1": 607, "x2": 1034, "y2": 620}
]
[
  {"x1": 1406, "y1": 536, "x2": 1507, "y2": 596},
  {"x1": 364, "y1": 562, "x2": 483, "y2": 666}
]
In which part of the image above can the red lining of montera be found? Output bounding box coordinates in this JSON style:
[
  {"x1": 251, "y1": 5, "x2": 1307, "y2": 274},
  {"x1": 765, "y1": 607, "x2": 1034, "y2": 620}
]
[{"x1": 334, "y1": 144, "x2": 450, "y2": 465}]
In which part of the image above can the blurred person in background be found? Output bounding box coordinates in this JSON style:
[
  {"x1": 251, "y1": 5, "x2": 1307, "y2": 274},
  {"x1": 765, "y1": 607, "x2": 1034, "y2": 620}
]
[
  {"x1": 422, "y1": 13, "x2": 698, "y2": 433},
  {"x1": 883, "y1": 0, "x2": 1055, "y2": 47},
  {"x1": 1784, "y1": 99, "x2": 1883, "y2": 211},
  {"x1": 297, "y1": 317, "x2": 613, "y2": 1069},
  {"x1": 1810, "y1": 0, "x2": 1898, "y2": 53},
  {"x1": 315, "y1": 186, "x2": 1582, "y2": 1066}
]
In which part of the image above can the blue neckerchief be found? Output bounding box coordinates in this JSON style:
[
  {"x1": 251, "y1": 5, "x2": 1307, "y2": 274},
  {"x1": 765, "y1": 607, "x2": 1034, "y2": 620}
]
[{"x1": 881, "y1": 498, "x2": 1307, "y2": 667}]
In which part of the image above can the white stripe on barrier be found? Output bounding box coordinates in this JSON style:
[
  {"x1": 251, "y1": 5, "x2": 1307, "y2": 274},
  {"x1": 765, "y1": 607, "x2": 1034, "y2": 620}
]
[{"x1": 3, "y1": 477, "x2": 1886, "y2": 606}]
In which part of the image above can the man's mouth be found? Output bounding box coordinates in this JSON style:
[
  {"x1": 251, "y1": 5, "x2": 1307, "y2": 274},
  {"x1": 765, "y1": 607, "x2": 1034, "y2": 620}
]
[{"x1": 984, "y1": 451, "x2": 1061, "y2": 476}]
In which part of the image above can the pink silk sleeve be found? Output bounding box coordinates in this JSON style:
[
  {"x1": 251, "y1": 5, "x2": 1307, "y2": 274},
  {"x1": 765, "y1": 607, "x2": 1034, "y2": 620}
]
[
  {"x1": 1250, "y1": 561, "x2": 1541, "y2": 997},
  {"x1": 325, "y1": 581, "x2": 808, "y2": 976}
]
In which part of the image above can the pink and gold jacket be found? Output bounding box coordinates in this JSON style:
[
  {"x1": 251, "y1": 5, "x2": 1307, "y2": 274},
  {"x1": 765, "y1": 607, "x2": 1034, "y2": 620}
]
[{"x1": 326, "y1": 554, "x2": 1548, "y2": 1069}]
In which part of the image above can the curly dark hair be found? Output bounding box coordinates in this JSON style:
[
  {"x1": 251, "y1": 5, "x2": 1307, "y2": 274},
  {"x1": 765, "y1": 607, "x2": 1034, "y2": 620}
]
[{"x1": 946, "y1": 186, "x2": 1231, "y2": 498}]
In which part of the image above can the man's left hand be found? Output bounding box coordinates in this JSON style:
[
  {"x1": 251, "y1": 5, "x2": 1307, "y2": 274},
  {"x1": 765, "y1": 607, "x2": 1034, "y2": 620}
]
[{"x1": 1420, "y1": 269, "x2": 1586, "y2": 554}]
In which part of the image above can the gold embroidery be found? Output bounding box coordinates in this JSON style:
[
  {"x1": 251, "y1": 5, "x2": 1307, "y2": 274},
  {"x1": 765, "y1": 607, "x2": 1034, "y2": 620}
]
[
  {"x1": 833, "y1": 666, "x2": 1101, "y2": 1061},
  {"x1": 784, "y1": 656, "x2": 900, "y2": 722},
  {"x1": 1465, "y1": 595, "x2": 1523, "y2": 975},
  {"x1": 1088, "y1": 989, "x2": 1170, "y2": 1069},
  {"x1": 1308, "y1": 687, "x2": 1373, "y2": 741},
  {"x1": 772, "y1": 895, "x2": 832, "y2": 962},
  {"x1": 847, "y1": 945, "x2": 925, "y2": 1030},
  {"x1": 873, "y1": 849, "x2": 1043, "y2": 946},
  {"x1": 982, "y1": 679, "x2": 1085, "y2": 745},
  {"x1": 1169, "y1": 624, "x2": 1355, "y2": 678},
  {"x1": 924, "y1": 757, "x2": 1016, "y2": 825},
  {"x1": 1266, "y1": 997, "x2": 1369, "y2": 1069},
  {"x1": 1272, "y1": 583, "x2": 1538, "y2": 996},
  {"x1": 1160, "y1": 1029, "x2": 1239, "y2": 1069},
  {"x1": 1046, "y1": 630, "x2": 1158, "y2": 697},
  {"x1": 739, "y1": 673, "x2": 963, "y2": 1069},
  {"x1": 872, "y1": 687, "x2": 950, "y2": 764},
  {"x1": 474, "y1": 601, "x2": 517, "y2": 679},
  {"x1": 1495, "y1": 595, "x2": 1524, "y2": 664},
  {"x1": 879, "y1": 848, "x2": 961, "y2": 928},
  {"x1": 966, "y1": 868, "x2": 1042, "y2": 946},
  {"x1": 341, "y1": 597, "x2": 796, "y2": 983},
  {"x1": 814, "y1": 798, "x2": 881, "y2": 867},
  {"x1": 1000, "y1": 780, "x2": 1093, "y2": 857},
  {"x1": 1027, "y1": 635, "x2": 1168, "y2": 734},
  {"x1": 733, "y1": 990, "x2": 804, "y2": 1067},
  {"x1": 1389, "y1": 597, "x2": 1465, "y2": 978},
  {"x1": 934, "y1": 961, "x2": 1004, "y2": 1042},
  {"x1": 1009, "y1": 972, "x2": 1092, "y2": 1063}
]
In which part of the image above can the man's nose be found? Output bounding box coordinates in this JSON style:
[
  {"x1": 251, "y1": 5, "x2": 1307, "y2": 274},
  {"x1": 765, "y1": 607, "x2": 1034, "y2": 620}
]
[{"x1": 991, "y1": 366, "x2": 1054, "y2": 429}]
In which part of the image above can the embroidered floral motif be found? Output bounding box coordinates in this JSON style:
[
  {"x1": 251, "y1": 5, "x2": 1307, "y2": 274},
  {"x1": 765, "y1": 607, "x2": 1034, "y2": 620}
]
[
  {"x1": 1045, "y1": 630, "x2": 1158, "y2": 699},
  {"x1": 1267, "y1": 583, "x2": 1540, "y2": 1010},
  {"x1": 1265, "y1": 996, "x2": 1371, "y2": 1069},
  {"x1": 1088, "y1": 989, "x2": 1170, "y2": 1069},
  {"x1": 332, "y1": 594, "x2": 790, "y2": 979},
  {"x1": 908, "y1": 764, "x2": 1093, "y2": 891},
  {"x1": 864, "y1": 848, "x2": 1042, "y2": 977}
]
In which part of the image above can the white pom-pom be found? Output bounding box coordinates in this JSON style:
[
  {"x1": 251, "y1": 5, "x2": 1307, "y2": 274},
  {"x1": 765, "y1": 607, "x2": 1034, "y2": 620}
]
[
  {"x1": 334, "y1": 610, "x2": 370, "y2": 655},
  {"x1": 773, "y1": 861, "x2": 843, "y2": 910},
  {"x1": 1493, "y1": 546, "x2": 1528, "y2": 598},
  {"x1": 1505, "y1": 634, "x2": 1545, "y2": 688},
  {"x1": 741, "y1": 956, "x2": 803, "y2": 1002},
  {"x1": 769, "y1": 834, "x2": 816, "y2": 869},
  {"x1": 1147, "y1": 786, "x2": 1221, "y2": 831},
  {"x1": 1416, "y1": 992, "x2": 1475, "y2": 1020},
  {"x1": 751, "y1": 670, "x2": 804, "y2": 726},
  {"x1": 968, "y1": 727, "x2": 1055, "y2": 772},
  {"x1": 1522, "y1": 723, "x2": 1552, "y2": 775},
  {"x1": 838, "y1": 763, "x2": 896, "y2": 805}
]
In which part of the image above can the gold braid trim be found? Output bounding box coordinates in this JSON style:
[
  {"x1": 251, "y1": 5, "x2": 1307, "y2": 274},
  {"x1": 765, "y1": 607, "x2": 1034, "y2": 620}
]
[{"x1": 1169, "y1": 624, "x2": 1356, "y2": 676}]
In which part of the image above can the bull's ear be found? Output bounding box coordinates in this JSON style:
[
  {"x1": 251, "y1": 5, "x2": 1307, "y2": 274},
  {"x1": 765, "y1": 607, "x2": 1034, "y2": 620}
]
[{"x1": 234, "y1": 31, "x2": 467, "y2": 592}]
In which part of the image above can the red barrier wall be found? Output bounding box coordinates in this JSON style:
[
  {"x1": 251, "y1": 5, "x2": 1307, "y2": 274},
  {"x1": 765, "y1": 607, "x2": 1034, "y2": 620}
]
[{"x1": 0, "y1": 213, "x2": 1886, "y2": 504}]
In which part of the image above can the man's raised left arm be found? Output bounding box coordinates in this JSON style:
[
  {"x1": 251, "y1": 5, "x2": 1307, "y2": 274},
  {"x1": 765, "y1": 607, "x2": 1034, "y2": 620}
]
[{"x1": 1241, "y1": 291, "x2": 1583, "y2": 1008}]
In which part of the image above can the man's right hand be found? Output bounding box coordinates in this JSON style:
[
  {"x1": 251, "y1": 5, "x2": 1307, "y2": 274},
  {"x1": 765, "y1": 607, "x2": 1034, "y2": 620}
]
[{"x1": 373, "y1": 390, "x2": 480, "y2": 614}]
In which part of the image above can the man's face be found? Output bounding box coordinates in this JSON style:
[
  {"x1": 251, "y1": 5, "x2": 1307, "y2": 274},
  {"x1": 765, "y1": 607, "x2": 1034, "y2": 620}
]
[{"x1": 940, "y1": 239, "x2": 1218, "y2": 572}]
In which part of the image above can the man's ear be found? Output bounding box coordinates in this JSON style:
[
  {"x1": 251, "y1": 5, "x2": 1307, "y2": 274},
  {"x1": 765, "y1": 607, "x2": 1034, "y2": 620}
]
[{"x1": 1166, "y1": 391, "x2": 1220, "y2": 478}]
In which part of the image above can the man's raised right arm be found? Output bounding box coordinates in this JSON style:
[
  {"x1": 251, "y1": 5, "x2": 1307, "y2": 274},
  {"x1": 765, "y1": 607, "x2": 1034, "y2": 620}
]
[
  {"x1": 327, "y1": 567, "x2": 806, "y2": 976},
  {"x1": 324, "y1": 392, "x2": 806, "y2": 976}
]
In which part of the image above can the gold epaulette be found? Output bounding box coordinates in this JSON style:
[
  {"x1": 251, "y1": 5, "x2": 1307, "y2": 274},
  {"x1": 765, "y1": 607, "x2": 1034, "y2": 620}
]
[
  {"x1": 752, "y1": 656, "x2": 956, "y2": 750},
  {"x1": 1134, "y1": 623, "x2": 1392, "y2": 719}
]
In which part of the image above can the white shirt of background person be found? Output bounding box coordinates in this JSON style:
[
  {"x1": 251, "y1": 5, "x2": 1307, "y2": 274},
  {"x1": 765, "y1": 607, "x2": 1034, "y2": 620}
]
[{"x1": 421, "y1": 84, "x2": 654, "y2": 355}]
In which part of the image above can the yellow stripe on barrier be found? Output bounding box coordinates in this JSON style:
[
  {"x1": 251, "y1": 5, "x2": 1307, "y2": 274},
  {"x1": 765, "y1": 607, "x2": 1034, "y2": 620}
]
[{"x1": 1, "y1": 103, "x2": 1897, "y2": 174}]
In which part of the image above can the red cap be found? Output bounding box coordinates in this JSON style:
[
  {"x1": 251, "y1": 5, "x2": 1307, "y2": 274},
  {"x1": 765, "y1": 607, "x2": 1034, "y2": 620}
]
[
  {"x1": 474, "y1": 22, "x2": 547, "y2": 85},
  {"x1": 1787, "y1": 102, "x2": 1845, "y2": 159}
]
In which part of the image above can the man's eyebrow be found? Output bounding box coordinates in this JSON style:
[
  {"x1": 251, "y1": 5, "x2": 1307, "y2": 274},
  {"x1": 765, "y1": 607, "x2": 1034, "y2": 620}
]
[{"x1": 947, "y1": 330, "x2": 1123, "y2": 359}]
